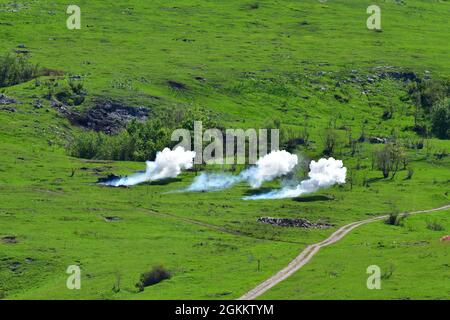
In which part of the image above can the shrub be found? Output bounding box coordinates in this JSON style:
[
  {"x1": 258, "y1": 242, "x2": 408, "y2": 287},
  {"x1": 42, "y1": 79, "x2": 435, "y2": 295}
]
[
  {"x1": 426, "y1": 220, "x2": 445, "y2": 231},
  {"x1": 430, "y1": 99, "x2": 449, "y2": 139},
  {"x1": 0, "y1": 53, "x2": 38, "y2": 87},
  {"x1": 50, "y1": 79, "x2": 87, "y2": 106},
  {"x1": 405, "y1": 167, "x2": 414, "y2": 180},
  {"x1": 136, "y1": 265, "x2": 171, "y2": 292},
  {"x1": 410, "y1": 79, "x2": 447, "y2": 112},
  {"x1": 322, "y1": 128, "x2": 338, "y2": 156},
  {"x1": 69, "y1": 129, "x2": 137, "y2": 161}
]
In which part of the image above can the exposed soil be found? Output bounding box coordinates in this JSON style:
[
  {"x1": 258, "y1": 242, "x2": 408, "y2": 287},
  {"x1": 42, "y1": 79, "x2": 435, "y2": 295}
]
[
  {"x1": 167, "y1": 80, "x2": 187, "y2": 90},
  {"x1": 1, "y1": 236, "x2": 18, "y2": 244},
  {"x1": 55, "y1": 98, "x2": 149, "y2": 134}
]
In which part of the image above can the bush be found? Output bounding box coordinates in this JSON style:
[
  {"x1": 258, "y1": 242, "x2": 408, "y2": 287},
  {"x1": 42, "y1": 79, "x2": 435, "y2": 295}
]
[
  {"x1": 410, "y1": 80, "x2": 447, "y2": 112},
  {"x1": 69, "y1": 129, "x2": 137, "y2": 161},
  {"x1": 322, "y1": 128, "x2": 338, "y2": 156},
  {"x1": 136, "y1": 265, "x2": 171, "y2": 292},
  {"x1": 430, "y1": 99, "x2": 449, "y2": 139},
  {"x1": 0, "y1": 53, "x2": 38, "y2": 87},
  {"x1": 426, "y1": 220, "x2": 445, "y2": 231},
  {"x1": 385, "y1": 213, "x2": 408, "y2": 226}
]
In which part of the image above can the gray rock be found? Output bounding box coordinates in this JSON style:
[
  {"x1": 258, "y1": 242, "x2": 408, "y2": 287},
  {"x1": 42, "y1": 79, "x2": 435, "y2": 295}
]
[{"x1": 257, "y1": 217, "x2": 333, "y2": 229}]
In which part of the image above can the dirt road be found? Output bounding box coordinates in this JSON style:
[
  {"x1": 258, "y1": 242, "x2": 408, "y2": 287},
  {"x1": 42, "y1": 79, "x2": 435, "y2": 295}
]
[{"x1": 238, "y1": 204, "x2": 450, "y2": 300}]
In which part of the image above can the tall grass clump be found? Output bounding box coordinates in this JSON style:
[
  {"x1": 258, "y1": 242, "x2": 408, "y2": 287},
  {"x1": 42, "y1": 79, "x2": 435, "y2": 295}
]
[{"x1": 0, "y1": 53, "x2": 38, "y2": 87}]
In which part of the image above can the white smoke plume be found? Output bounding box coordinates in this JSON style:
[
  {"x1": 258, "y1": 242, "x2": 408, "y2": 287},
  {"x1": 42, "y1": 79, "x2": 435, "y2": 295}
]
[
  {"x1": 244, "y1": 158, "x2": 346, "y2": 200},
  {"x1": 100, "y1": 147, "x2": 196, "y2": 187},
  {"x1": 185, "y1": 150, "x2": 298, "y2": 192}
]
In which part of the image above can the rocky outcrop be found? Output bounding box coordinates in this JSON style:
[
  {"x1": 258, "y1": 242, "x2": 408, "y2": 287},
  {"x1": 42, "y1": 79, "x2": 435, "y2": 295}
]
[
  {"x1": 257, "y1": 217, "x2": 333, "y2": 229},
  {"x1": 55, "y1": 98, "x2": 149, "y2": 134}
]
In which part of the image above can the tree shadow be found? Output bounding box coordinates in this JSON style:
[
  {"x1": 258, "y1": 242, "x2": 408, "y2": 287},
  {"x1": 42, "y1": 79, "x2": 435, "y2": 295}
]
[
  {"x1": 146, "y1": 178, "x2": 182, "y2": 186},
  {"x1": 243, "y1": 187, "x2": 279, "y2": 196}
]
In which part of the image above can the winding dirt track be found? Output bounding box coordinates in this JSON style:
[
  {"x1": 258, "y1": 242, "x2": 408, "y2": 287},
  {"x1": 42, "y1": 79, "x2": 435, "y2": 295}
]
[{"x1": 238, "y1": 204, "x2": 450, "y2": 300}]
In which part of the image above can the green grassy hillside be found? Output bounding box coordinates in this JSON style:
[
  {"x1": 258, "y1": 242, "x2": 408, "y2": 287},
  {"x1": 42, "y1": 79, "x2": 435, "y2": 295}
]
[{"x1": 0, "y1": 0, "x2": 449, "y2": 299}]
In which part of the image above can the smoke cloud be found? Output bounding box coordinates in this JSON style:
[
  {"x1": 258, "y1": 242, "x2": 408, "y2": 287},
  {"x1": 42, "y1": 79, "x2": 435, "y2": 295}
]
[
  {"x1": 244, "y1": 158, "x2": 346, "y2": 200},
  {"x1": 185, "y1": 150, "x2": 298, "y2": 192},
  {"x1": 100, "y1": 147, "x2": 196, "y2": 187}
]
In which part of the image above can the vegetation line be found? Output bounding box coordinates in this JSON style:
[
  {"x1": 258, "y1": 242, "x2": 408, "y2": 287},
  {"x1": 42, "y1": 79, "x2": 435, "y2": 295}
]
[{"x1": 238, "y1": 204, "x2": 450, "y2": 300}]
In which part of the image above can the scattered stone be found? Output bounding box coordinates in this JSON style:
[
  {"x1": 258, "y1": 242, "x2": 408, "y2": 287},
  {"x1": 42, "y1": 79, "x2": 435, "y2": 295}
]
[
  {"x1": 8, "y1": 261, "x2": 21, "y2": 272},
  {"x1": 257, "y1": 217, "x2": 333, "y2": 229},
  {"x1": 0, "y1": 106, "x2": 17, "y2": 112},
  {"x1": 380, "y1": 70, "x2": 418, "y2": 82},
  {"x1": 369, "y1": 136, "x2": 387, "y2": 144},
  {"x1": 0, "y1": 94, "x2": 16, "y2": 105},
  {"x1": 33, "y1": 100, "x2": 43, "y2": 109},
  {"x1": 104, "y1": 216, "x2": 122, "y2": 222}
]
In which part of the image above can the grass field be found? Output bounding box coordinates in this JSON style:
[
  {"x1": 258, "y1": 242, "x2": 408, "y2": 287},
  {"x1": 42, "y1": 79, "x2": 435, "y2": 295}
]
[{"x1": 0, "y1": 0, "x2": 449, "y2": 300}]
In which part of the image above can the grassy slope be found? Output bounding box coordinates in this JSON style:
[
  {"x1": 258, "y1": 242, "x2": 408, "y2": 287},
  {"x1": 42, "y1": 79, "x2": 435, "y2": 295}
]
[
  {"x1": 261, "y1": 210, "x2": 450, "y2": 300},
  {"x1": 0, "y1": 0, "x2": 449, "y2": 299}
]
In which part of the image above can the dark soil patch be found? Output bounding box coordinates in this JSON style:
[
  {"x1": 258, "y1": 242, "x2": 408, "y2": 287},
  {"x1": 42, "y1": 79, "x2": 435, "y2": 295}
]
[
  {"x1": 258, "y1": 217, "x2": 333, "y2": 229},
  {"x1": 1, "y1": 236, "x2": 18, "y2": 244},
  {"x1": 167, "y1": 80, "x2": 187, "y2": 90},
  {"x1": 104, "y1": 216, "x2": 122, "y2": 222}
]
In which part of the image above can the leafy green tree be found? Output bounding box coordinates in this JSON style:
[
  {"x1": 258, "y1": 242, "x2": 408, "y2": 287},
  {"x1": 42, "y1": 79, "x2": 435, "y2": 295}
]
[{"x1": 430, "y1": 99, "x2": 449, "y2": 139}]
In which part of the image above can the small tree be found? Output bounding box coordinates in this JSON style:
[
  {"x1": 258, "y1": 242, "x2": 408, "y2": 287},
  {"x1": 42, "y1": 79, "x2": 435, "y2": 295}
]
[
  {"x1": 374, "y1": 143, "x2": 406, "y2": 179},
  {"x1": 323, "y1": 128, "x2": 337, "y2": 156}
]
